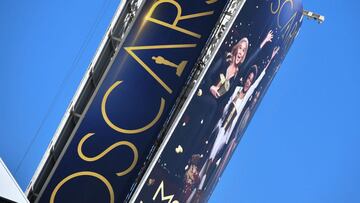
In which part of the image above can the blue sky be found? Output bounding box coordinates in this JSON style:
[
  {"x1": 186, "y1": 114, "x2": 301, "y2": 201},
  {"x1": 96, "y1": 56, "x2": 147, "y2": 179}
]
[{"x1": 0, "y1": 0, "x2": 359, "y2": 202}]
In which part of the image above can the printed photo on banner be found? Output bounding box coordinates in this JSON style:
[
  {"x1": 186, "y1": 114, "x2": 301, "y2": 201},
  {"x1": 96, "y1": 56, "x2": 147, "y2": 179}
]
[{"x1": 136, "y1": 0, "x2": 304, "y2": 202}]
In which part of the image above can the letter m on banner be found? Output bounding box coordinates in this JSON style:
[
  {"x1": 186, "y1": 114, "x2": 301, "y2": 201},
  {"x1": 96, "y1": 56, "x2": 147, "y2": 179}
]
[{"x1": 152, "y1": 181, "x2": 179, "y2": 203}]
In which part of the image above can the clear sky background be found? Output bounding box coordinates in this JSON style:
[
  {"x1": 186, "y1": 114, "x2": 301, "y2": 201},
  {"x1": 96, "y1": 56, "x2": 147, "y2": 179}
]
[{"x1": 0, "y1": 0, "x2": 359, "y2": 202}]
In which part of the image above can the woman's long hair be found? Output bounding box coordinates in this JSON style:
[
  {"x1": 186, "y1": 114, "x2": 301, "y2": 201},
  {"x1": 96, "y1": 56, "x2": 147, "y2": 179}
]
[{"x1": 226, "y1": 37, "x2": 249, "y2": 65}]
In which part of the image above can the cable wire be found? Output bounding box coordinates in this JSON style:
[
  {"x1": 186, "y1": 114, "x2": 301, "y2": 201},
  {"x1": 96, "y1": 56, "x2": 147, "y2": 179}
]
[{"x1": 15, "y1": 0, "x2": 112, "y2": 175}]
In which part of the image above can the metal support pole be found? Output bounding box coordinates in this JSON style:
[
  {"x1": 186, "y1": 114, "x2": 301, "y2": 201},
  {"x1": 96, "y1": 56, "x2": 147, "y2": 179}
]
[{"x1": 303, "y1": 10, "x2": 325, "y2": 24}]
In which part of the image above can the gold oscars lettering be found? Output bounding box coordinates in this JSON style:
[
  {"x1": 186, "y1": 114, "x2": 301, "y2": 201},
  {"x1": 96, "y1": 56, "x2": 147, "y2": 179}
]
[
  {"x1": 77, "y1": 133, "x2": 138, "y2": 177},
  {"x1": 145, "y1": 0, "x2": 214, "y2": 39},
  {"x1": 49, "y1": 0, "x2": 217, "y2": 202},
  {"x1": 152, "y1": 181, "x2": 179, "y2": 203},
  {"x1": 124, "y1": 44, "x2": 196, "y2": 94},
  {"x1": 271, "y1": 0, "x2": 295, "y2": 29},
  {"x1": 101, "y1": 81, "x2": 166, "y2": 134},
  {"x1": 271, "y1": 0, "x2": 301, "y2": 51},
  {"x1": 50, "y1": 172, "x2": 115, "y2": 203},
  {"x1": 124, "y1": 0, "x2": 216, "y2": 94}
]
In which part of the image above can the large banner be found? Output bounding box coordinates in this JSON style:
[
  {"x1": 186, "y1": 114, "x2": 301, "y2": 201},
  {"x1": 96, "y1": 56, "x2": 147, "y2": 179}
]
[
  {"x1": 133, "y1": 0, "x2": 303, "y2": 202},
  {"x1": 35, "y1": 0, "x2": 228, "y2": 202}
]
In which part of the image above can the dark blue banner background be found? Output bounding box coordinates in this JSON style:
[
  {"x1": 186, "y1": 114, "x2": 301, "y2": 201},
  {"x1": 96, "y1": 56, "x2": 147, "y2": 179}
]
[
  {"x1": 36, "y1": 0, "x2": 228, "y2": 202},
  {"x1": 134, "y1": 0, "x2": 304, "y2": 202}
]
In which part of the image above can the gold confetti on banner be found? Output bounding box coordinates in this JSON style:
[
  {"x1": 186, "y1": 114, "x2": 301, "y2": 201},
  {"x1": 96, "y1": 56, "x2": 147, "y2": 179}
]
[
  {"x1": 175, "y1": 145, "x2": 184, "y2": 154},
  {"x1": 197, "y1": 89, "x2": 203, "y2": 96},
  {"x1": 205, "y1": 0, "x2": 218, "y2": 4}
]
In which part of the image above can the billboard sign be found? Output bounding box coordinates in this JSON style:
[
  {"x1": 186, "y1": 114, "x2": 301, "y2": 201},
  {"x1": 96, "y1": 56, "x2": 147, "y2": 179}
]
[
  {"x1": 132, "y1": 0, "x2": 304, "y2": 202},
  {"x1": 35, "y1": 0, "x2": 229, "y2": 202}
]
